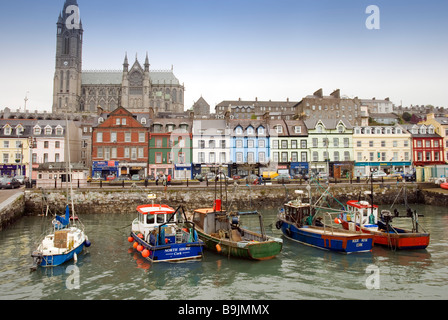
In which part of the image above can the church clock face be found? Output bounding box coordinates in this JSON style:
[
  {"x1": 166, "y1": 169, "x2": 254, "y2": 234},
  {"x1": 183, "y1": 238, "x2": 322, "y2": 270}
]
[{"x1": 64, "y1": 61, "x2": 68, "y2": 66}]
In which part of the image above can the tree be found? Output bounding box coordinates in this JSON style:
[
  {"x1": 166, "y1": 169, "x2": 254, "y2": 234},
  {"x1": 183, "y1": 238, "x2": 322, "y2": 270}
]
[{"x1": 402, "y1": 112, "x2": 412, "y2": 122}]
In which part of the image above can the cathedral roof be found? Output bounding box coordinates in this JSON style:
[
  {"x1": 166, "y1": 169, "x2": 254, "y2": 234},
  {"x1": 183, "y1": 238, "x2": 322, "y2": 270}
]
[{"x1": 81, "y1": 70, "x2": 181, "y2": 86}]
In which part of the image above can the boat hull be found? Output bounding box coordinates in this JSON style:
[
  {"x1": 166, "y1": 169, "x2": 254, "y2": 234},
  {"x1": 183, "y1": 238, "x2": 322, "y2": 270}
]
[
  {"x1": 279, "y1": 221, "x2": 373, "y2": 254},
  {"x1": 36, "y1": 241, "x2": 86, "y2": 267},
  {"x1": 131, "y1": 232, "x2": 204, "y2": 263},
  {"x1": 341, "y1": 221, "x2": 429, "y2": 250},
  {"x1": 196, "y1": 230, "x2": 283, "y2": 261},
  {"x1": 441, "y1": 183, "x2": 448, "y2": 190}
]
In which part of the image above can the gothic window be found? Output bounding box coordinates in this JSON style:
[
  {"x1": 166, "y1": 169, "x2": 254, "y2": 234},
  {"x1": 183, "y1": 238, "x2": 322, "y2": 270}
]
[
  {"x1": 63, "y1": 36, "x2": 70, "y2": 55},
  {"x1": 172, "y1": 89, "x2": 177, "y2": 103},
  {"x1": 60, "y1": 70, "x2": 64, "y2": 91},
  {"x1": 66, "y1": 70, "x2": 70, "y2": 91},
  {"x1": 129, "y1": 71, "x2": 143, "y2": 95}
]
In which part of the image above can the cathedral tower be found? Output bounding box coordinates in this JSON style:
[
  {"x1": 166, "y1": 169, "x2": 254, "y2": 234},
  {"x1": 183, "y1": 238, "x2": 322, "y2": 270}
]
[{"x1": 52, "y1": 0, "x2": 83, "y2": 114}]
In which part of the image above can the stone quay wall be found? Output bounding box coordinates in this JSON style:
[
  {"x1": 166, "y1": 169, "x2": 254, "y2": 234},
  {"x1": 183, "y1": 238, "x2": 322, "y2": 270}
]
[
  {"x1": 0, "y1": 192, "x2": 25, "y2": 231},
  {"x1": 22, "y1": 183, "x2": 435, "y2": 216}
]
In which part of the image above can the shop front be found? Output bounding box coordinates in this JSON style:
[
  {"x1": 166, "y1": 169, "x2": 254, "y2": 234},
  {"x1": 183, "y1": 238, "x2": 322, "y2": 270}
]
[
  {"x1": 119, "y1": 163, "x2": 147, "y2": 178},
  {"x1": 0, "y1": 165, "x2": 26, "y2": 177},
  {"x1": 148, "y1": 164, "x2": 174, "y2": 178},
  {"x1": 92, "y1": 161, "x2": 119, "y2": 179},
  {"x1": 290, "y1": 162, "x2": 309, "y2": 177},
  {"x1": 354, "y1": 161, "x2": 412, "y2": 177},
  {"x1": 174, "y1": 164, "x2": 193, "y2": 180},
  {"x1": 330, "y1": 162, "x2": 354, "y2": 179}
]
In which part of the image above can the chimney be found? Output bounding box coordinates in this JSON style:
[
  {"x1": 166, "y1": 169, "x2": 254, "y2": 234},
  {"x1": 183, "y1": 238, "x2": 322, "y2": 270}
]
[
  {"x1": 313, "y1": 88, "x2": 323, "y2": 98},
  {"x1": 330, "y1": 89, "x2": 340, "y2": 99}
]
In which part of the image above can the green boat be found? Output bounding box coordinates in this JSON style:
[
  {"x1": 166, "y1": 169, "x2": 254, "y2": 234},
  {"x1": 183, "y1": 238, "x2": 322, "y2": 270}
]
[{"x1": 191, "y1": 205, "x2": 283, "y2": 260}]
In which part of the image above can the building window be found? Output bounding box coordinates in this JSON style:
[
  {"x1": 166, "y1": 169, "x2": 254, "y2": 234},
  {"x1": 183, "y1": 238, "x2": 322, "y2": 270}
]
[
  {"x1": 276, "y1": 125, "x2": 283, "y2": 134},
  {"x1": 259, "y1": 152, "x2": 266, "y2": 163},
  {"x1": 97, "y1": 147, "x2": 103, "y2": 158},
  {"x1": 155, "y1": 152, "x2": 163, "y2": 164},
  {"x1": 199, "y1": 140, "x2": 205, "y2": 149},
  {"x1": 139, "y1": 132, "x2": 145, "y2": 143},
  {"x1": 112, "y1": 147, "x2": 117, "y2": 159},
  {"x1": 56, "y1": 126, "x2": 63, "y2": 135},
  {"x1": 301, "y1": 152, "x2": 307, "y2": 162},
  {"x1": 236, "y1": 152, "x2": 243, "y2": 163},
  {"x1": 97, "y1": 132, "x2": 103, "y2": 143},
  {"x1": 199, "y1": 152, "x2": 205, "y2": 163},
  {"x1": 333, "y1": 138, "x2": 339, "y2": 148},
  {"x1": 122, "y1": 118, "x2": 127, "y2": 126},
  {"x1": 44, "y1": 154, "x2": 49, "y2": 162},
  {"x1": 312, "y1": 152, "x2": 318, "y2": 162},
  {"x1": 247, "y1": 152, "x2": 255, "y2": 163},
  {"x1": 138, "y1": 148, "x2": 144, "y2": 159},
  {"x1": 55, "y1": 153, "x2": 60, "y2": 162},
  {"x1": 426, "y1": 152, "x2": 431, "y2": 161},
  {"x1": 344, "y1": 138, "x2": 349, "y2": 148},
  {"x1": 3, "y1": 153, "x2": 9, "y2": 163},
  {"x1": 131, "y1": 148, "x2": 137, "y2": 160},
  {"x1": 291, "y1": 152, "x2": 298, "y2": 162},
  {"x1": 220, "y1": 140, "x2": 226, "y2": 149},
  {"x1": 209, "y1": 140, "x2": 215, "y2": 149},
  {"x1": 209, "y1": 152, "x2": 215, "y2": 163},
  {"x1": 281, "y1": 140, "x2": 288, "y2": 149},
  {"x1": 272, "y1": 140, "x2": 279, "y2": 149},
  {"x1": 44, "y1": 141, "x2": 49, "y2": 148},
  {"x1": 124, "y1": 148, "x2": 130, "y2": 158},
  {"x1": 345, "y1": 152, "x2": 351, "y2": 161},
  {"x1": 248, "y1": 140, "x2": 254, "y2": 148},
  {"x1": 125, "y1": 133, "x2": 131, "y2": 143},
  {"x1": 111, "y1": 132, "x2": 117, "y2": 143},
  {"x1": 236, "y1": 140, "x2": 243, "y2": 148},
  {"x1": 295, "y1": 126, "x2": 301, "y2": 134},
  {"x1": 220, "y1": 152, "x2": 226, "y2": 163},
  {"x1": 281, "y1": 152, "x2": 288, "y2": 162}
]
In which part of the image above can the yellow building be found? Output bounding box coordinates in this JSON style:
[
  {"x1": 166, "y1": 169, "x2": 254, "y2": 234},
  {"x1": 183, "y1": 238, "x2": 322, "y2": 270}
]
[
  {"x1": 353, "y1": 125, "x2": 413, "y2": 177},
  {"x1": 0, "y1": 122, "x2": 33, "y2": 177},
  {"x1": 419, "y1": 113, "x2": 448, "y2": 164}
]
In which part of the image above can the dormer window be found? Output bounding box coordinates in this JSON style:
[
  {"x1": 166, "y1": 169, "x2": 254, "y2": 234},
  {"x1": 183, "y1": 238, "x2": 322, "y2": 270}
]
[
  {"x1": 33, "y1": 126, "x2": 41, "y2": 135},
  {"x1": 337, "y1": 125, "x2": 344, "y2": 133},
  {"x1": 98, "y1": 117, "x2": 105, "y2": 124},
  {"x1": 45, "y1": 126, "x2": 53, "y2": 135},
  {"x1": 275, "y1": 125, "x2": 283, "y2": 134},
  {"x1": 420, "y1": 126, "x2": 427, "y2": 134},
  {"x1": 141, "y1": 118, "x2": 147, "y2": 125},
  {"x1": 55, "y1": 126, "x2": 64, "y2": 135},
  {"x1": 428, "y1": 126, "x2": 435, "y2": 134},
  {"x1": 258, "y1": 126, "x2": 265, "y2": 135},
  {"x1": 15, "y1": 125, "x2": 24, "y2": 136},
  {"x1": 295, "y1": 126, "x2": 302, "y2": 134},
  {"x1": 3, "y1": 125, "x2": 11, "y2": 136},
  {"x1": 235, "y1": 127, "x2": 243, "y2": 135},
  {"x1": 247, "y1": 127, "x2": 254, "y2": 135}
]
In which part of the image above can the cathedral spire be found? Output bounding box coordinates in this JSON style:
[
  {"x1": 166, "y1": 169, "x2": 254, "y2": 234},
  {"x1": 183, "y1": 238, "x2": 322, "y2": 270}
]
[
  {"x1": 123, "y1": 52, "x2": 129, "y2": 72},
  {"x1": 144, "y1": 52, "x2": 150, "y2": 72}
]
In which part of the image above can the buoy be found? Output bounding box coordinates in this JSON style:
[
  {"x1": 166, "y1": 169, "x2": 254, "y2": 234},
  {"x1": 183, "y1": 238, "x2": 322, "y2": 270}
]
[
  {"x1": 137, "y1": 234, "x2": 144, "y2": 239},
  {"x1": 142, "y1": 249, "x2": 150, "y2": 258},
  {"x1": 216, "y1": 244, "x2": 222, "y2": 253},
  {"x1": 133, "y1": 242, "x2": 138, "y2": 249},
  {"x1": 128, "y1": 237, "x2": 134, "y2": 243},
  {"x1": 334, "y1": 218, "x2": 341, "y2": 224},
  {"x1": 85, "y1": 240, "x2": 91, "y2": 248},
  {"x1": 137, "y1": 245, "x2": 144, "y2": 252}
]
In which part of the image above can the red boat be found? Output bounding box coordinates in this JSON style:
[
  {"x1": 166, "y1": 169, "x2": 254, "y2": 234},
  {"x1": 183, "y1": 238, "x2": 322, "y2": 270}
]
[
  {"x1": 341, "y1": 200, "x2": 430, "y2": 250},
  {"x1": 441, "y1": 183, "x2": 448, "y2": 190}
]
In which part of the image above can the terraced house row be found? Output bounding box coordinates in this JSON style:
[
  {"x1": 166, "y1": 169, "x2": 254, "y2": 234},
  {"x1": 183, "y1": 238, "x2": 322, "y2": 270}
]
[{"x1": 1, "y1": 106, "x2": 447, "y2": 182}]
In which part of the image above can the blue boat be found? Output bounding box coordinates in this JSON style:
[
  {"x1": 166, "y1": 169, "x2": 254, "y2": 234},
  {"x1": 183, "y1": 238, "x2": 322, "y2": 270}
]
[
  {"x1": 129, "y1": 197, "x2": 204, "y2": 263},
  {"x1": 276, "y1": 191, "x2": 374, "y2": 254}
]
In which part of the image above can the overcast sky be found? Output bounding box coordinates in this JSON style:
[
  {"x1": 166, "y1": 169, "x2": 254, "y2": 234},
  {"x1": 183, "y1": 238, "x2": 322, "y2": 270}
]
[{"x1": 0, "y1": 0, "x2": 447, "y2": 112}]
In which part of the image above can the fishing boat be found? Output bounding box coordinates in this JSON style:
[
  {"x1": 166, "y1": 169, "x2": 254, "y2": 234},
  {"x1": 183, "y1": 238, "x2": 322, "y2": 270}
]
[
  {"x1": 342, "y1": 197, "x2": 430, "y2": 250},
  {"x1": 276, "y1": 190, "x2": 374, "y2": 254},
  {"x1": 191, "y1": 200, "x2": 283, "y2": 260},
  {"x1": 31, "y1": 118, "x2": 90, "y2": 270},
  {"x1": 129, "y1": 194, "x2": 204, "y2": 262}
]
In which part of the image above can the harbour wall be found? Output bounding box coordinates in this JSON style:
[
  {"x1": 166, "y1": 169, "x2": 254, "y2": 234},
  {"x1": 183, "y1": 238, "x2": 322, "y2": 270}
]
[
  {"x1": 22, "y1": 183, "x2": 444, "y2": 216},
  {"x1": 0, "y1": 192, "x2": 25, "y2": 231}
]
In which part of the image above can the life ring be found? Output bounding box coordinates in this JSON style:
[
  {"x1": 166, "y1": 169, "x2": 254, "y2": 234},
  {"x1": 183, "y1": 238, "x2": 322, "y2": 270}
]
[{"x1": 275, "y1": 221, "x2": 283, "y2": 229}]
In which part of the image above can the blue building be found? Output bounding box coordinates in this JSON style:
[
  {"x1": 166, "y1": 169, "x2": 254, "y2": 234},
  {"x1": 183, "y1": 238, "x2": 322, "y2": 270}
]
[{"x1": 229, "y1": 120, "x2": 270, "y2": 176}]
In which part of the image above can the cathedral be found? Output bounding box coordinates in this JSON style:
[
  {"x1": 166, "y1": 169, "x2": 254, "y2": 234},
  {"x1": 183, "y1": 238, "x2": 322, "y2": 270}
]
[{"x1": 52, "y1": 0, "x2": 185, "y2": 115}]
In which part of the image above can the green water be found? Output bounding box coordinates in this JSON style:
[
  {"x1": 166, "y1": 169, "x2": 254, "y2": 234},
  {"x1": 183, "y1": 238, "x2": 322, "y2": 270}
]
[{"x1": 0, "y1": 205, "x2": 447, "y2": 300}]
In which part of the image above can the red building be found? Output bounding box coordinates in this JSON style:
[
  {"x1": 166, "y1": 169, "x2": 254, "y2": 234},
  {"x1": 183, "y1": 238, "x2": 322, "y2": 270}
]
[
  {"x1": 408, "y1": 124, "x2": 445, "y2": 166},
  {"x1": 91, "y1": 107, "x2": 150, "y2": 179}
]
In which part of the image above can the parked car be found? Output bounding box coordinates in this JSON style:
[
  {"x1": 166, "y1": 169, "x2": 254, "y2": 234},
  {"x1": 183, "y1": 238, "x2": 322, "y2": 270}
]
[
  {"x1": 401, "y1": 171, "x2": 416, "y2": 182},
  {"x1": 14, "y1": 175, "x2": 26, "y2": 185},
  {"x1": 131, "y1": 174, "x2": 141, "y2": 181},
  {"x1": 274, "y1": 174, "x2": 291, "y2": 183},
  {"x1": 106, "y1": 175, "x2": 116, "y2": 181},
  {"x1": 372, "y1": 171, "x2": 387, "y2": 178},
  {"x1": 317, "y1": 172, "x2": 329, "y2": 180},
  {"x1": 1, "y1": 177, "x2": 21, "y2": 189}
]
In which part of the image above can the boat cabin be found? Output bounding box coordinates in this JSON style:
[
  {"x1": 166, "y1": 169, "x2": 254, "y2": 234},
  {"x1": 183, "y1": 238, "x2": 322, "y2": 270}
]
[
  {"x1": 282, "y1": 200, "x2": 313, "y2": 227},
  {"x1": 193, "y1": 208, "x2": 228, "y2": 235},
  {"x1": 132, "y1": 204, "x2": 176, "y2": 239},
  {"x1": 346, "y1": 200, "x2": 378, "y2": 228}
]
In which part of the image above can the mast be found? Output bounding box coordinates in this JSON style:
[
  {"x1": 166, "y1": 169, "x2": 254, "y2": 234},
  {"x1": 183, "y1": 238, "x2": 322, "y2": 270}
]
[{"x1": 65, "y1": 116, "x2": 75, "y2": 221}]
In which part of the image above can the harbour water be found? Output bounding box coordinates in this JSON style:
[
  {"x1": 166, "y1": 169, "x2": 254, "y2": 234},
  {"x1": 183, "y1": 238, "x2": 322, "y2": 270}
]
[{"x1": 0, "y1": 205, "x2": 447, "y2": 300}]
